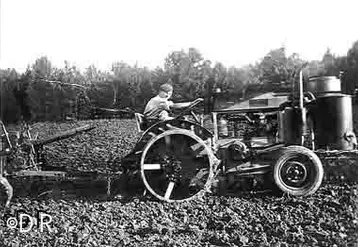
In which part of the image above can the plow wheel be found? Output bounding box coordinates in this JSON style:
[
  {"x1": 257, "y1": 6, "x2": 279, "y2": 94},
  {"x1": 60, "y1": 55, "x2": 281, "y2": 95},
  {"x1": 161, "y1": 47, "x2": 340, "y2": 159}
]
[
  {"x1": 140, "y1": 129, "x2": 216, "y2": 202},
  {"x1": 0, "y1": 176, "x2": 13, "y2": 208},
  {"x1": 274, "y1": 145, "x2": 323, "y2": 196}
]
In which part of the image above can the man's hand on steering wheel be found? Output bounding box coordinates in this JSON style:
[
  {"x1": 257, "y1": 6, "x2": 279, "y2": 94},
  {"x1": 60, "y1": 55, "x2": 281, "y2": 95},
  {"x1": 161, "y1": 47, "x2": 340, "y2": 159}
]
[
  {"x1": 191, "y1": 98, "x2": 204, "y2": 106},
  {"x1": 174, "y1": 97, "x2": 204, "y2": 122}
]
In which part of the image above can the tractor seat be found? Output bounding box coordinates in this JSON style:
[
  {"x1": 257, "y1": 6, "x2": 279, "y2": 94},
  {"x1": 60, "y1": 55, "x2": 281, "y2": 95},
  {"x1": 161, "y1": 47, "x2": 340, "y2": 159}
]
[{"x1": 134, "y1": 113, "x2": 159, "y2": 133}]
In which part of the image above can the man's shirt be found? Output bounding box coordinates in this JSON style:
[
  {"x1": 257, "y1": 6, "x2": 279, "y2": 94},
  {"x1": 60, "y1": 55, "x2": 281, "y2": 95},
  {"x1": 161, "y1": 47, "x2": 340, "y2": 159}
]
[{"x1": 144, "y1": 95, "x2": 174, "y2": 120}]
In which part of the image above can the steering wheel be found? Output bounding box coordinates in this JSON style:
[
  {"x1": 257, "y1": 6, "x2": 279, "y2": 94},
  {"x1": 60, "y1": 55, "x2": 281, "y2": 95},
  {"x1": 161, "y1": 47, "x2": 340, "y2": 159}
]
[{"x1": 174, "y1": 98, "x2": 204, "y2": 124}]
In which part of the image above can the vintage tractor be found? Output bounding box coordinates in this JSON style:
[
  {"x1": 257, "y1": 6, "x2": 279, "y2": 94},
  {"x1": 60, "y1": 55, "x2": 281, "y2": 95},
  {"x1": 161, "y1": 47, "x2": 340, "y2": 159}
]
[
  {"x1": 2, "y1": 71, "x2": 357, "y2": 206},
  {"x1": 121, "y1": 71, "x2": 358, "y2": 202}
]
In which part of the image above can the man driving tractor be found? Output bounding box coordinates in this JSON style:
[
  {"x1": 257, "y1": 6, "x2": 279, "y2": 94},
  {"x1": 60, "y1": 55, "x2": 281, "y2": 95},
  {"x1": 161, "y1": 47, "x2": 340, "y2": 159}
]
[{"x1": 144, "y1": 83, "x2": 198, "y2": 121}]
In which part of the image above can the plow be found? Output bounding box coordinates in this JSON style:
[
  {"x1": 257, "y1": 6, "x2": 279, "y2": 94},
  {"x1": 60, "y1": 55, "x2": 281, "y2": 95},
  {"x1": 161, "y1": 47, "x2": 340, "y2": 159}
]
[
  {"x1": 0, "y1": 122, "x2": 97, "y2": 207},
  {"x1": 2, "y1": 72, "x2": 358, "y2": 207}
]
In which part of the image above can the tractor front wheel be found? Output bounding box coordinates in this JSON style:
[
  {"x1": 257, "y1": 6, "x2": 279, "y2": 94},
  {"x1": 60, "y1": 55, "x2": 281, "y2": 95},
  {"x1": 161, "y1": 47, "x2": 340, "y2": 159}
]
[{"x1": 273, "y1": 145, "x2": 323, "y2": 196}]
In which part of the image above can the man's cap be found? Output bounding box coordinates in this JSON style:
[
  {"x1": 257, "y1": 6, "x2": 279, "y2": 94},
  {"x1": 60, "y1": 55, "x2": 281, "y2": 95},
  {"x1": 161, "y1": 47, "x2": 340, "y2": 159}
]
[{"x1": 159, "y1": 83, "x2": 173, "y2": 93}]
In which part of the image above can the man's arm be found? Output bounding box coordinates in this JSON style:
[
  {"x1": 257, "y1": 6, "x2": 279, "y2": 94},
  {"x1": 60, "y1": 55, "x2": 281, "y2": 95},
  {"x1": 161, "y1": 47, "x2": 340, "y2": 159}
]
[
  {"x1": 171, "y1": 98, "x2": 204, "y2": 109},
  {"x1": 171, "y1": 102, "x2": 192, "y2": 109}
]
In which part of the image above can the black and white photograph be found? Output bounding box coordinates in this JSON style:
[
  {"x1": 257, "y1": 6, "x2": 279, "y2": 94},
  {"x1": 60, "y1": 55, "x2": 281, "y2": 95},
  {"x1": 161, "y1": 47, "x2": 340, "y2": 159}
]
[{"x1": 1, "y1": 0, "x2": 358, "y2": 246}]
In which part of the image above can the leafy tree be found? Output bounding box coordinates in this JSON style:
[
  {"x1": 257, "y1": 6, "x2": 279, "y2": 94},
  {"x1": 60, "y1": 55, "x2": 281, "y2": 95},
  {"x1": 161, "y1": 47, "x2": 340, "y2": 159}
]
[
  {"x1": 111, "y1": 61, "x2": 136, "y2": 108},
  {"x1": 164, "y1": 48, "x2": 209, "y2": 100},
  {"x1": 344, "y1": 41, "x2": 358, "y2": 94},
  {"x1": 347, "y1": 41, "x2": 358, "y2": 67},
  {"x1": 259, "y1": 47, "x2": 304, "y2": 92},
  {"x1": 212, "y1": 62, "x2": 227, "y2": 92},
  {"x1": 227, "y1": 64, "x2": 260, "y2": 99},
  {"x1": 14, "y1": 70, "x2": 32, "y2": 121},
  {"x1": 3, "y1": 41, "x2": 358, "y2": 123},
  {"x1": 0, "y1": 69, "x2": 21, "y2": 123},
  {"x1": 136, "y1": 67, "x2": 154, "y2": 111},
  {"x1": 31, "y1": 56, "x2": 52, "y2": 79},
  {"x1": 151, "y1": 67, "x2": 169, "y2": 92},
  {"x1": 321, "y1": 48, "x2": 337, "y2": 76}
]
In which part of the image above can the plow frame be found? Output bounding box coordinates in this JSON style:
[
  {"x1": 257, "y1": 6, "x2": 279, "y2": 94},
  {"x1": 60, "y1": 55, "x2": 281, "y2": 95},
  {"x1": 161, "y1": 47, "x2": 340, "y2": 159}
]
[{"x1": 0, "y1": 120, "x2": 96, "y2": 208}]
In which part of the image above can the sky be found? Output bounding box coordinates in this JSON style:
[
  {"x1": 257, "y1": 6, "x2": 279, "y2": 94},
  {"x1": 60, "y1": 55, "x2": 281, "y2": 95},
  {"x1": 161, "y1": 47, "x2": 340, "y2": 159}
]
[{"x1": 1, "y1": 0, "x2": 358, "y2": 73}]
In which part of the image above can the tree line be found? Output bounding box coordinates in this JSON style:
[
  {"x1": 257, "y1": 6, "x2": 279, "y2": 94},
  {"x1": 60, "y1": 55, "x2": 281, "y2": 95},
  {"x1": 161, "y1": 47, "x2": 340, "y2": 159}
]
[{"x1": 1, "y1": 41, "x2": 358, "y2": 123}]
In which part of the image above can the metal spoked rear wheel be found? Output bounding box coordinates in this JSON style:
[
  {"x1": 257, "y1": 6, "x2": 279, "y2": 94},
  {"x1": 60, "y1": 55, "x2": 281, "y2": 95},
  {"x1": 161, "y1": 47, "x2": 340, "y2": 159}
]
[{"x1": 140, "y1": 129, "x2": 216, "y2": 202}]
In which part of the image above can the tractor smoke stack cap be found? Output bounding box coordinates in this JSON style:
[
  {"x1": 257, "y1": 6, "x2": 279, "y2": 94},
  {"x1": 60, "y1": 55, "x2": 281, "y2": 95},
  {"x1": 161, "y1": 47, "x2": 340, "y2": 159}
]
[{"x1": 159, "y1": 84, "x2": 173, "y2": 93}]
